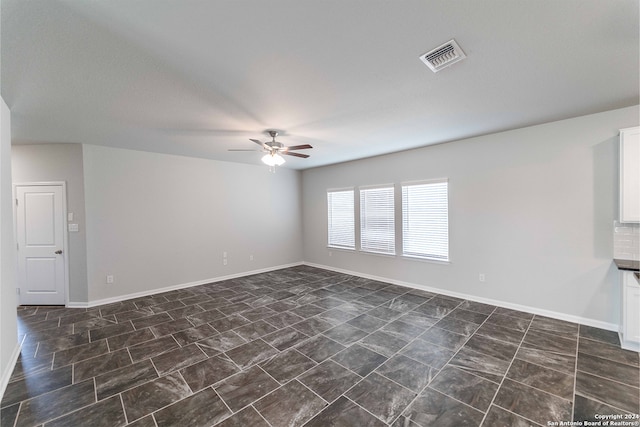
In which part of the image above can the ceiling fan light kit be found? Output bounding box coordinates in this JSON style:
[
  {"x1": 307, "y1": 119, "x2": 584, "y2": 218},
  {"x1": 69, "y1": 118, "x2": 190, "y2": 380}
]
[
  {"x1": 229, "y1": 130, "x2": 313, "y2": 169},
  {"x1": 262, "y1": 152, "x2": 286, "y2": 166}
]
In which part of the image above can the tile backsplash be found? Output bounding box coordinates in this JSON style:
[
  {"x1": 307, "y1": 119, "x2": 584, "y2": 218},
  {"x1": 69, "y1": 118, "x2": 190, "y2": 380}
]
[{"x1": 614, "y1": 221, "x2": 640, "y2": 261}]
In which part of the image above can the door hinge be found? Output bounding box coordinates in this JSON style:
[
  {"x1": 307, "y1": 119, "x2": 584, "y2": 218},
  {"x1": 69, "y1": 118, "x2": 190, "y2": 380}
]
[
  {"x1": 16, "y1": 242, "x2": 19, "y2": 251},
  {"x1": 16, "y1": 288, "x2": 20, "y2": 295},
  {"x1": 15, "y1": 198, "x2": 18, "y2": 206}
]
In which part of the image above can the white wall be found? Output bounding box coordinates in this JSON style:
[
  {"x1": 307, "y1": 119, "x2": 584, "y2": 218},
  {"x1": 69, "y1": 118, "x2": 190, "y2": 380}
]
[
  {"x1": 302, "y1": 105, "x2": 640, "y2": 328},
  {"x1": 0, "y1": 97, "x2": 18, "y2": 396},
  {"x1": 83, "y1": 145, "x2": 303, "y2": 303},
  {"x1": 12, "y1": 144, "x2": 88, "y2": 302}
]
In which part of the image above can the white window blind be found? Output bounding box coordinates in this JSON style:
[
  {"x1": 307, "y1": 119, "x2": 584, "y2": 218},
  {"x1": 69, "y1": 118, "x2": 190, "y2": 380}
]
[
  {"x1": 402, "y1": 180, "x2": 449, "y2": 261},
  {"x1": 360, "y1": 186, "x2": 395, "y2": 255},
  {"x1": 327, "y1": 190, "x2": 355, "y2": 249}
]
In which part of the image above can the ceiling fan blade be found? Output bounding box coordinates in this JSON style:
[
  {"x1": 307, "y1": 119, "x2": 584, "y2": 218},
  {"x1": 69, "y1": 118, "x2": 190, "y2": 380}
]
[
  {"x1": 282, "y1": 151, "x2": 310, "y2": 158},
  {"x1": 250, "y1": 138, "x2": 266, "y2": 148},
  {"x1": 285, "y1": 144, "x2": 313, "y2": 151}
]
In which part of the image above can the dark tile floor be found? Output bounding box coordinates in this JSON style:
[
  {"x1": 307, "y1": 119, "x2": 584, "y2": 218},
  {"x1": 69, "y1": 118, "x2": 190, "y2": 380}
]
[{"x1": 1, "y1": 266, "x2": 639, "y2": 427}]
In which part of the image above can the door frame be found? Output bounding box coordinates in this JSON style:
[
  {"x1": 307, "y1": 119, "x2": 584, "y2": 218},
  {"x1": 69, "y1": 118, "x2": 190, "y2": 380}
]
[{"x1": 13, "y1": 181, "x2": 70, "y2": 306}]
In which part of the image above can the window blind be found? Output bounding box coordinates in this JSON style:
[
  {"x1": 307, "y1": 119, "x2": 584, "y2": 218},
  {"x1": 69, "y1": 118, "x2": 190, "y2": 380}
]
[
  {"x1": 327, "y1": 190, "x2": 355, "y2": 249},
  {"x1": 360, "y1": 186, "x2": 395, "y2": 255},
  {"x1": 402, "y1": 181, "x2": 449, "y2": 261}
]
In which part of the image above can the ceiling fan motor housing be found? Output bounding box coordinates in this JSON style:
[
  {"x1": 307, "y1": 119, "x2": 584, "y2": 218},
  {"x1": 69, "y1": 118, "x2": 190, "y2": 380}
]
[
  {"x1": 267, "y1": 131, "x2": 284, "y2": 150},
  {"x1": 268, "y1": 141, "x2": 284, "y2": 150}
]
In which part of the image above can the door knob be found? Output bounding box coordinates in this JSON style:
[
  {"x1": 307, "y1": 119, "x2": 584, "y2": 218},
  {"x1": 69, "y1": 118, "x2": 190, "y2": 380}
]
[{"x1": 54, "y1": 250, "x2": 63, "y2": 255}]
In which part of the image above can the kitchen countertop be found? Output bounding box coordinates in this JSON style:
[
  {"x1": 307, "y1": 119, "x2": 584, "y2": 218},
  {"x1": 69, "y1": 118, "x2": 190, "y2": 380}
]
[{"x1": 614, "y1": 258, "x2": 640, "y2": 272}]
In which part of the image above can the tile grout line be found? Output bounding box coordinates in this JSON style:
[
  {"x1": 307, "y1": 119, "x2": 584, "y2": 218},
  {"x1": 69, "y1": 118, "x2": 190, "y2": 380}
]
[
  {"x1": 426, "y1": 385, "x2": 488, "y2": 417},
  {"x1": 251, "y1": 403, "x2": 276, "y2": 427},
  {"x1": 291, "y1": 352, "x2": 395, "y2": 425},
  {"x1": 343, "y1": 317, "x2": 458, "y2": 426},
  {"x1": 148, "y1": 358, "x2": 161, "y2": 379},
  {"x1": 476, "y1": 313, "x2": 535, "y2": 427},
  {"x1": 344, "y1": 395, "x2": 397, "y2": 426},
  {"x1": 295, "y1": 377, "x2": 332, "y2": 406},
  {"x1": 10, "y1": 401, "x2": 23, "y2": 427},
  {"x1": 574, "y1": 329, "x2": 640, "y2": 415},
  {"x1": 386, "y1": 302, "x2": 496, "y2": 425},
  {"x1": 207, "y1": 368, "x2": 284, "y2": 422},
  {"x1": 312, "y1": 388, "x2": 394, "y2": 426},
  {"x1": 209, "y1": 385, "x2": 238, "y2": 424},
  {"x1": 300, "y1": 299, "x2": 447, "y2": 425},
  {"x1": 245, "y1": 368, "x2": 325, "y2": 415},
  {"x1": 576, "y1": 365, "x2": 640, "y2": 389},
  {"x1": 491, "y1": 402, "x2": 545, "y2": 426},
  {"x1": 509, "y1": 347, "x2": 576, "y2": 377},
  {"x1": 568, "y1": 393, "x2": 638, "y2": 417},
  {"x1": 121, "y1": 376, "x2": 193, "y2": 425},
  {"x1": 24, "y1": 380, "x2": 105, "y2": 426},
  {"x1": 317, "y1": 355, "x2": 365, "y2": 381},
  {"x1": 34, "y1": 341, "x2": 41, "y2": 359},
  {"x1": 577, "y1": 337, "x2": 640, "y2": 368},
  {"x1": 118, "y1": 392, "x2": 129, "y2": 425},
  {"x1": 505, "y1": 376, "x2": 573, "y2": 402}
]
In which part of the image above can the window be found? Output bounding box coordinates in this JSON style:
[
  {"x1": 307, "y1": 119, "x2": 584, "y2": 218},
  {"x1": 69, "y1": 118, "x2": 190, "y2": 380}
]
[
  {"x1": 402, "y1": 180, "x2": 449, "y2": 261},
  {"x1": 360, "y1": 186, "x2": 395, "y2": 255},
  {"x1": 327, "y1": 190, "x2": 355, "y2": 249}
]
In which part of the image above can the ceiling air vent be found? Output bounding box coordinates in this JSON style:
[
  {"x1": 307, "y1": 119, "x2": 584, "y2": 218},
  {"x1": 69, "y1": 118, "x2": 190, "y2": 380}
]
[{"x1": 419, "y1": 39, "x2": 466, "y2": 73}]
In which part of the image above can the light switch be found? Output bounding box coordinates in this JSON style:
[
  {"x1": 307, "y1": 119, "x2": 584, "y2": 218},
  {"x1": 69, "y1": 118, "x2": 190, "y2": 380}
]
[
  {"x1": 68, "y1": 223, "x2": 79, "y2": 232},
  {"x1": 68, "y1": 212, "x2": 74, "y2": 221}
]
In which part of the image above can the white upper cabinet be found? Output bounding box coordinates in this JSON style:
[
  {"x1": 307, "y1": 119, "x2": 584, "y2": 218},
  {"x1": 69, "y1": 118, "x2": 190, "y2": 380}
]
[{"x1": 620, "y1": 127, "x2": 640, "y2": 223}]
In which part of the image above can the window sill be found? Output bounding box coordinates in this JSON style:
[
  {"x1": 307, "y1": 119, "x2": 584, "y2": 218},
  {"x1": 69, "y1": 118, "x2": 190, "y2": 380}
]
[
  {"x1": 360, "y1": 250, "x2": 396, "y2": 258},
  {"x1": 327, "y1": 246, "x2": 355, "y2": 252},
  {"x1": 402, "y1": 254, "x2": 450, "y2": 265}
]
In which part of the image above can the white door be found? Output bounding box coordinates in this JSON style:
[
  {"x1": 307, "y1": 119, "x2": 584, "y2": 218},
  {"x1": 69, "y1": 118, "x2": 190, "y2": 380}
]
[{"x1": 15, "y1": 184, "x2": 66, "y2": 305}]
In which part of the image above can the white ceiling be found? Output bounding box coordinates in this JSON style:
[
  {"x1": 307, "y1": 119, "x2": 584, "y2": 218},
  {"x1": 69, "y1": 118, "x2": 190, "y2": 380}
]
[{"x1": 2, "y1": 0, "x2": 638, "y2": 170}]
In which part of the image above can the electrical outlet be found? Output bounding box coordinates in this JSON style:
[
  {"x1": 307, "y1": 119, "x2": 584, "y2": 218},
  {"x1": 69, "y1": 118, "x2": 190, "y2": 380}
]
[
  {"x1": 329, "y1": 251, "x2": 332, "y2": 257},
  {"x1": 249, "y1": 254, "x2": 254, "y2": 261},
  {"x1": 223, "y1": 259, "x2": 227, "y2": 266},
  {"x1": 106, "y1": 275, "x2": 114, "y2": 284},
  {"x1": 479, "y1": 273, "x2": 485, "y2": 282},
  {"x1": 223, "y1": 251, "x2": 227, "y2": 258}
]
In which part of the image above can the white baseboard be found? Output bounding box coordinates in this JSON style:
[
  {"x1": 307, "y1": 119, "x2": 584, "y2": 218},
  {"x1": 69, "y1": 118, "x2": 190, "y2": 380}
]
[
  {"x1": 0, "y1": 341, "x2": 21, "y2": 402},
  {"x1": 304, "y1": 262, "x2": 620, "y2": 332},
  {"x1": 66, "y1": 259, "x2": 620, "y2": 332},
  {"x1": 68, "y1": 262, "x2": 304, "y2": 308}
]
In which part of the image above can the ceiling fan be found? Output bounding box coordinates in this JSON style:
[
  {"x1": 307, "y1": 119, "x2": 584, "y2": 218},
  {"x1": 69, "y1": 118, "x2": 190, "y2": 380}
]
[{"x1": 229, "y1": 130, "x2": 312, "y2": 166}]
